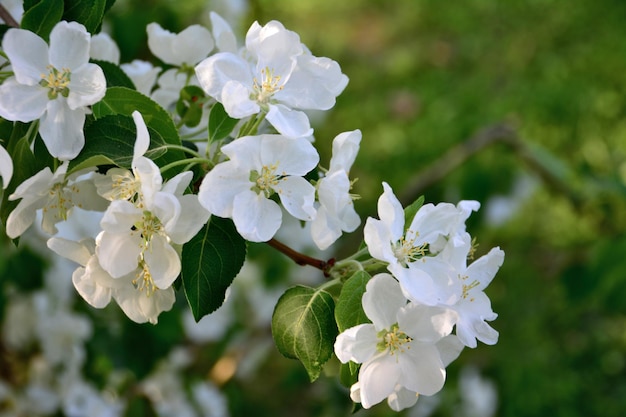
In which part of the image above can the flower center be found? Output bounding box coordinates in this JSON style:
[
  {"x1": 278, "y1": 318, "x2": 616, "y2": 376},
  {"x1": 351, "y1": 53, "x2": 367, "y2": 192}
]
[
  {"x1": 109, "y1": 170, "x2": 141, "y2": 202},
  {"x1": 136, "y1": 210, "x2": 164, "y2": 247},
  {"x1": 252, "y1": 67, "x2": 283, "y2": 108},
  {"x1": 377, "y1": 323, "x2": 412, "y2": 355},
  {"x1": 132, "y1": 261, "x2": 157, "y2": 296},
  {"x1": 250, "y1": 163, "x2": 283, "y2": 198},
  {"x1": 393, "y1": 236, "x2": 428, "y2": 266},
  {"x1": 459, "y1": 274, "x2": 480, "y2": 301},
  {"x1": 40, "y1": 65, "x2": 71, "y2": 99},
  {"x1": 43, "y1": 182, "x2": 77, "y2": 222}
]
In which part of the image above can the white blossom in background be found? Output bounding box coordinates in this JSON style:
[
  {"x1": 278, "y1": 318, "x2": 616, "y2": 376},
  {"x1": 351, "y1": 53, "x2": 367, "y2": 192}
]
[
  {"x1": 334, "y1": 273, "x2": 463, "y2": 411},
  {"x1": 62, "y1": 379, "x2": 124, "y2": 417},
  {"x1": 120, "y1": 59, "x2": 162, "y2": 96},
  {"x1": 0, "y1": 144, "x2": 12, "y2": 189},
  {"x1": 147, "y1": 22, "x2": 214, "y2": 111},
  {"x1": 0, "y1": 21, "x2": 106, "y2": 160},
  {"x1": 195, "y1": 20, "x2": 348, "y2": 138},
  {"x1": 90, "y1": 32, "x2": 120, "y2": 64},
  {"x1": 456, "y1": 366, "x2": 498, "y2": 417},
  {"x1": 198, "y1": 134, "x2": 318, "y2": 242},
  {"x1": 311, "y1": 129, "x2": 361, "y2": 250},
  {"x1": 5, "y1": 162, "x2": 107, "y2": 239},
  {"x1": 209, "y1": 11, "x2": 238, "y2": 53},
  {"x1": 0, "y1": 0, "x2": 23, "y2": 24}
]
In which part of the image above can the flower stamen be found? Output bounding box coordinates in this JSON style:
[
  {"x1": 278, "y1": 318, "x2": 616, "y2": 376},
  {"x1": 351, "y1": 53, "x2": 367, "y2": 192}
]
[{"x1": 40, "y1": 65, "x2": 71, "y2": 99}]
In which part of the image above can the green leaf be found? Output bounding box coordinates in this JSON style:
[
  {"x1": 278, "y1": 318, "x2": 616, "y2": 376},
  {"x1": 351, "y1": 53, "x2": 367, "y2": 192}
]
[
  {"x1": 272, "y1": 285, "x2": 338, "y2": 382},
  {"x1": 208, "y1": 102, "x2": 238, "y2": 143},
  {"x1": 335, "y1": 271, "x2": 371, "y2": 333},
  {"x1": 404, "y1": 195, "x2": 425, "y2": 226},
  {"x1": 21, "y1": 0, "x2": 64, "y2": 41},
  {"x1": 176, "y1": 85, "x2": 205, "y2": 128},
  {"x1": 68, "y1": 115, "x2": 168, "y2": 174},
  {"x1": 181, "y1": 217, "x2": 247, "y2": 322},
  {"x1": 62, "y1": 0, "x2": 107, "y2": 34},
  {"x1": 92, "y1": 87, "x2": 185, "y2": 178},
  {"x1": 92, "y1": 60, "x2": 135, "y2": 89}
]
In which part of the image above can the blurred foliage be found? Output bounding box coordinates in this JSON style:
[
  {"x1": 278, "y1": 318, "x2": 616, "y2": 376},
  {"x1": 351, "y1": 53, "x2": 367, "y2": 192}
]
[{"x1": 3, "y1": 0, "x2": 626, "y2": 416}]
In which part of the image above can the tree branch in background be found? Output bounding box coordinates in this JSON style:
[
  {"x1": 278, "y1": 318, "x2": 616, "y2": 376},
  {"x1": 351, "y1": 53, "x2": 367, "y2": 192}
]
[
  {"x1": 266, "y1": 238, "x2": 335, "y2": 276},
  {"x1": 0, "y1": 4, "x2": 19, "y2": 28}
]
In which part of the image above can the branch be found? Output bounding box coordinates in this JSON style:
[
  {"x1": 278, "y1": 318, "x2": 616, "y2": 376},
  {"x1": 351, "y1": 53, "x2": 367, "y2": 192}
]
[
  {"x1": 400, "y1": 123, "x2": 516, "y2": 205},
  {"x1": 0, "y1": 4, "x2": 19, "y2": 28},
  {"x1": 266, "y1": 238, "x2": 335, "y2": 277}
]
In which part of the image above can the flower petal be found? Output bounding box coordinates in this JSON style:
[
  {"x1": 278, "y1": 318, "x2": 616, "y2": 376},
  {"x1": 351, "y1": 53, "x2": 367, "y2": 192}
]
[
  {"x1": 198, "y1": 161, "x2": 250, "y2": 217},
  {"x1": 266, "y1": 104, "x2": 313, "y2": 138},
  {"x1": 0, "y1": 145, "x2": 13, "y2": 189},
  {"x1": 399, "y1": 345, "x2": 445, "y2": 396},
  {"x1": 39, "y1": 98, "x2": 86, "y2": 160},
  {"x1": 334, "y1": 323, "x2": 378, "y2": 364},
  {"x1": 0, "y1": 79, "x2": 49, "y2": 122},
  {"x1": 49, "y1": 21, "x2": 90, "y2": 70},
  {"x1": 358, "y1": 353, "x2": 402, "y2": 409},
  {"x1": 2, "y1": 28, "x2": 49, "y2": 85},
  {"x1": 195, "y1": 52, "x2": 251, "y2": 101},
  {"x1": 362, "y1": 273, "x2": 406, "y2": 330},
  {"x1": 261, "y1": 135, "x2": 319, "y2": 176},
  {"x1": 232, "y1": 190, "x2": 282, "y2": 242},
  {"x1": 96, "y1": 230, "x2": 142, "y2": 278},
  {"x1": 144, "y1": 235, "x2": 181, "y2": 289},
  {"x1": 329, "y1": 129, "x2": 361, "y2": 173},
  {"x1": 275, "y1": 176, "x2": 316, "y2": 220},
  {"x1": 66, "y1": 63, "x2": 106, "y2": 109}
]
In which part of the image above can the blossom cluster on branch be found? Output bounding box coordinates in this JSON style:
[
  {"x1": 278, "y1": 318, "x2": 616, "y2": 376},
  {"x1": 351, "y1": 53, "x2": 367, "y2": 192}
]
[{"x1": 0, "y1": 1, "x2": 504, "y2": 413}]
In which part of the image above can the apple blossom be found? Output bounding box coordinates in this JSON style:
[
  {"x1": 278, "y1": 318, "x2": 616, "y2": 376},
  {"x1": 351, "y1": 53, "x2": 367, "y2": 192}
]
[
  {"x1": 195, "y1": 20, "x2": 347, "y2": 138},
  {"x1": 89, "y1": 32, "x2": 120, "y2": 64},
  {"x1": 334, "y1": 273, "x2": 462, "y2": 410},
  {"x1": 310, "y1": 129, "x2": 362, "y2": 250},
  {"x1": 0, "y1": 21, "x2": 106, "y2": 160},
  {"x1": 198, "y1": 133, "x2": 318, "y2": 242},
  {"x1": 120, "y1": 59, "x2": 161, "y2": 96},
  {"x1": 5, "y1": 162, "x2": 107, "y2": 238}
]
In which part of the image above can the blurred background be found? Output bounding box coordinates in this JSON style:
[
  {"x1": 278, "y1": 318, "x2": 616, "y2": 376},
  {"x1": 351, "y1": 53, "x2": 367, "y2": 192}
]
[{"x1": 2, "y1": 0, "x2": 626, "y2": 416}]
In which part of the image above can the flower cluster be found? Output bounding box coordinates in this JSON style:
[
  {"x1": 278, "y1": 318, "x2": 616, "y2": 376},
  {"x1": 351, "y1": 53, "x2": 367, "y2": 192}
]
[{"x1": 0, "y1": 6, "x2": 504, "y2": 414}]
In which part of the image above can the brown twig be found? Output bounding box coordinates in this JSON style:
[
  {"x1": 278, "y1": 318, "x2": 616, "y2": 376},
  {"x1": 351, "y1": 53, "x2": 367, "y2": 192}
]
[
  {"x1": 400, "y1": 123, "x2": 517, "y2": 205},
  {"x1": 266, "y1": 238, "x2": 335, "y2": 276},
  {"x1": 0, "y1": 4, "x2": 19, "y2": 28}
]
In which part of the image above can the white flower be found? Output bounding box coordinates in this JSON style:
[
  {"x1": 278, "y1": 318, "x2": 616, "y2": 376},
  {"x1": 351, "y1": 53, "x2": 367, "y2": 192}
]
[
  {"x1": 95, "y1": 111, "x2": 209, "y2": 292},
  {"x1": 5, "y1": 162, "x2": 107, "y2": 238},
  {"x1": 0, "y1": 21, "x2": 106, "y2": 160},
  {"x1": 310, "y1": 130, "x2": 361, "y2": 250},
  {"x1": 90, "y1": 32, "x2": 120, "y2": 64},
  {"x1": 151, "y1": 68, "x2": 194, "y2": 110},
  {"x1": 334, "y1": 273, "x2": 462, "y2": 410},
  {"x1": 198, "y1": 134, "x2": 318, "y2": 242},
  {"x1": 413, "y1": 233, "x2": 504, "y2": 348},
  {"x1": 210, "y1": 11, "x2": 238, "y2": 53},
  {"x1": 0, "y1": 144, "x2": 13, "y2": 189},
  {"x1": 47, "y1": 236, "x2": 176, "y2": 325},
  {"x1": 195, "y1": 20, "x2": 347, "y2": 138},
  {"x1": 120, "y1": 59, "x2": 161, "y2": 96},
  {"x1": 147, "y1": 22, "x2": 214, "y2": 67}
]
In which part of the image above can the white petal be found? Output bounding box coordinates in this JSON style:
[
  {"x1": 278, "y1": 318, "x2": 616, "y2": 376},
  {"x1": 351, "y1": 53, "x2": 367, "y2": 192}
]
[
  {"x1": 378, "y1": 182, "x2": 405, "y2": 241},
  {"x1": 221, "y1": 80, "x2": 259, "y2": 118},
  {"x1": 144, "y1": 235, "x2": 181, "y2": 289},
  {"x1": 362, "y1": 273, "x2": 406, "y2": 330},
  {"x1": 398, "y1": 304, "x2": 457, "y2": 343},
  {"x1": 89, "y1": 32, "x2": 120, "y2": 64},
  {"x1": 329, "y1": 129, "x2": 361, "y2": 173},
  {"x1": 161, "y1": 171, "x2": 193, "y2": 196},
  {"x1": 100, "y1": 200, "x2": 142, "y2": 233},
  {"x1": 133, "y1": 157, "x2": 163, "y2": 208},
  {"x1": 391, "y1": 263, "x2": 443, "y2": 307},
  {"x1": 66, "y1": 63, "x2": 106, "y2": 109},
  {"x1": 96, "y1": 230, "x2": 142, "y2": 278},
  {"x1": 195, "y1": 52, "x2": 251, "y2": 100},
  {"x1": 0, "y1": 79, "x2": 49, "y2": 122},
  {"x1": 261, "y1": 135, "x2": 319, "y2": 176},
  {"x1": 358, "y1": 353, "x2": 401, "y2": 409},
  {"x1": 436, "y1": 335, "x2": 464, "y2": 367},
  {"x1": 132, "y1": 111, "x2": 150, "y2": 160},
  {"x1": 121, "y1": 60, "x2": 161, "y2": 95},
  {"x1": 2, "y1": 28, "x2": 49, "y2": 85},
  {"x1": 69, "y1": 178, "x2": 109, "y2": 211},
  {"x1": 47, "y1": 237, "x2": 92, "y2": 266},
  {"x1": 275, "y1": 176, "x2": 316, "y2": 220},
  {"x1": 310, "y1": 206, "x2": 341, "y2": 251},
  {"x1": 5, "y1": 197, "x2": 42, "y2": 238},
  {"x1": 232, "y1": 190, "x2": 282, "y2": 242},
  {"x1": 400, "y1": 345, "x2": 445, "y2": 396},
  {"x1": 167, "y1": 194, "x2": 210, "y2": 244},
  {"x1": 39, "y1": 99, "x2": 86, "y2": 160},
  {"x1": 151, "y1": 191, "x2": 181, "y2": 232},
  {"x1": 466, "y1": 247, "x2": 505, "y2": 291},
  {"x1": 210, "y1": 12, "x2": 237, "y2": 53},
  {"x1": 334, "y1": 324, "x2": 378, "y2": 364},
  {"x1": 197, "y1": 161, "x2": 250, "y2": 217},
  {"x1": 387, "y1": 387, "x2": 419, "y2": 412},
  {"x1": 49, "y1": 21, "x2": 90, "y2": 70},
  {"x1": 219, "y1": 133, "x2": 263, "y2": 165},
  {"x1": 0, "y1": 145, "x2": 13, "y2": 189},
  {"x1": 148, "y1": 23, "x2": 213, "y2": 66},
  {"x1": 265, "y1": 104, "x2": 313, "y2": 138},
  {"x1": 9, "y1": 166, "x2": 54, "y2": 200},
  {"x1": 363, "y1": 217, "x2": 397, "y2": 264},
  {"x1": 72, "y1": 259, "x2": 114, "y2": 308}
]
